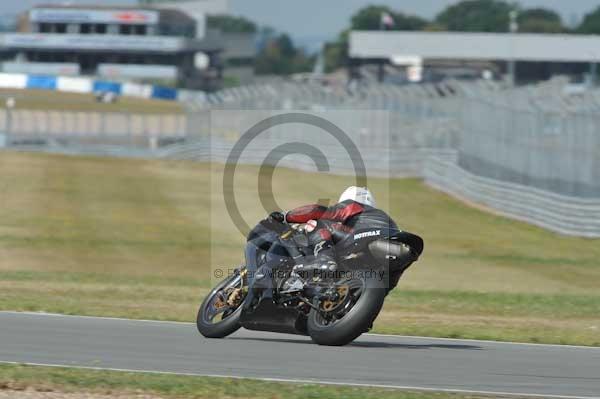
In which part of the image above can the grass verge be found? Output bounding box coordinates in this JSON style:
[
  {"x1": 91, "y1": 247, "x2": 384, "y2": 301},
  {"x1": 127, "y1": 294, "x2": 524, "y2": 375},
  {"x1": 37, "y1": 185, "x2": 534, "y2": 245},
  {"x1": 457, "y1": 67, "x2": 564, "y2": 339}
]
[
  {"x1": 0, "y1": 152, "x2": 599, "y2": 345},
  {"x1": 0, "y1": 364, "x2": 488, "y2": 399},
  {"x1": 0, "y1": 89, "x2": 183, "y2": 114}
]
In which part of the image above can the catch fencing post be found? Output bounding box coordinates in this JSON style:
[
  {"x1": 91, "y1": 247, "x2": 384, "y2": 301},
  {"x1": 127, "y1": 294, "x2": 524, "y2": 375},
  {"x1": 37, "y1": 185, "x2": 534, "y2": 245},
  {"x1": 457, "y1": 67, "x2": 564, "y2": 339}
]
[{"x1": 5, "y1": 98, "x2": 15, "y2": 146}]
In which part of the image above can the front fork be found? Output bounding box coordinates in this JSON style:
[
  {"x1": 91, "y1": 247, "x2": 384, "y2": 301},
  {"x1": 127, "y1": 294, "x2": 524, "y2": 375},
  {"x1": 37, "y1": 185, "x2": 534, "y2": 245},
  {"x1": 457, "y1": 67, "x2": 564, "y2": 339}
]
[{"x1": 222, "y1": 267, "x2": 248, "y2": 309}]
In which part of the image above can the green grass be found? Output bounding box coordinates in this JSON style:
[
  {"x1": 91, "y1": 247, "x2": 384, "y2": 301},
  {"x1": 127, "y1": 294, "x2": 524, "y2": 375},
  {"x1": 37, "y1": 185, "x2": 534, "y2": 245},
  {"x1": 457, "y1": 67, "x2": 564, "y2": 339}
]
[
  {"x1": 0, "y1": 364, "x2": 487, "y2": 399},
  {"x1": 0, "y1": 88, "x2": 184, "y2": 114},
  {"x1": 0, "y1": 151, "x2": 599, "y2": 345}
]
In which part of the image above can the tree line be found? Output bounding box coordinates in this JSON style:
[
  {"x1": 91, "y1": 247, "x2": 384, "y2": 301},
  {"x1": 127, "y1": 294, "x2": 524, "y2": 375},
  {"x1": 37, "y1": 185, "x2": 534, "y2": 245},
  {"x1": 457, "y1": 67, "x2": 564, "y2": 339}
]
[{"x1": 207, "y1": 15, "x2": 313, "y2": 76}]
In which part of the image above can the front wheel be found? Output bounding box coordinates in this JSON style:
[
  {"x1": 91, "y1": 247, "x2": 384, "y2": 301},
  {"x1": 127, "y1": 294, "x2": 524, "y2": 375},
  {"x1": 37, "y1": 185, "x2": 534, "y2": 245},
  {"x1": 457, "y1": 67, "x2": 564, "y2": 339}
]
[
  {"x1": 307, "y1": 274, "x2": 386, "y2": 346},
  {"x1": 197, "y1": 270, "x2": 246, "y2": 338}
]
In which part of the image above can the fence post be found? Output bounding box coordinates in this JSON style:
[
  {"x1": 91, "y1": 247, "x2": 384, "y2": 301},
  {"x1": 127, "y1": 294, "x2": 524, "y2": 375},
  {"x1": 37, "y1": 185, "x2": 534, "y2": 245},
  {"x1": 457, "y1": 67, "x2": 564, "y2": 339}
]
[
  {"x1": 5, "y1": 108, "x2": 12, "y2": 146},
  {"x1": 5, "y1": 98, "x2": 15, "y2": 146},
  {"x1": 127, "y1": 113, "x2": 133, "y2": 148}
]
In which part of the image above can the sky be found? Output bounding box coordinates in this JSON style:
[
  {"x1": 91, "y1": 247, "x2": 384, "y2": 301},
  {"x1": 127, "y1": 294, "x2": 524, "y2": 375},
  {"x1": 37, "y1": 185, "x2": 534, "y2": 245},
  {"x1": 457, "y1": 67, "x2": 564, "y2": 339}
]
[
  {"x1": 229, "y1": 0, "x2": 599, "y2": 42},
  {"x1": 2, "y1": 0, "x2": 599, "y2": 43}
]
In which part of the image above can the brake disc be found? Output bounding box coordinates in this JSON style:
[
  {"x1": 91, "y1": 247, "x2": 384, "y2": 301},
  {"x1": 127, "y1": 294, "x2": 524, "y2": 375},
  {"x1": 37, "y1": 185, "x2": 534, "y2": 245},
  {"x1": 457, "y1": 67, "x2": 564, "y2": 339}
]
[{"x1": 320, "y1": 284, "x2": 350, "y2": 312}]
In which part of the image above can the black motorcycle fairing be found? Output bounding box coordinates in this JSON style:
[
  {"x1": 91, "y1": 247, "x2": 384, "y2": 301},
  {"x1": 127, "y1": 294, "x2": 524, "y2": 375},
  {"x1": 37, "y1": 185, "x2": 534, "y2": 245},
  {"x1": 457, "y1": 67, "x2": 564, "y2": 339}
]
[
  {"x1": 245, "y1": 222, "x2": 297, "y2": 284},
  {"x1": 339, "y1": 227, "x2": 423, "y2": 289},
  {"x1": 245, "y1": 223, "x2": 278, "y2": 277},
  {"x1": 241, "y1": 222, "x2": 309, "y2": 335},
  {"x1": 368, "y1": 228, "x2": 423, "y2": 291},
  {"x1": 239, "y1": 298, "x2": 308, "y2": 335},
  {"x1": 390, "y1": 230, "x2": 424, "y2": 257},
  {"x1": 239, "y1": 222, "x2": 424, "y2": 336},
  {"x1": 246, "y1": 222, "x2": 278, "y2": 252}
]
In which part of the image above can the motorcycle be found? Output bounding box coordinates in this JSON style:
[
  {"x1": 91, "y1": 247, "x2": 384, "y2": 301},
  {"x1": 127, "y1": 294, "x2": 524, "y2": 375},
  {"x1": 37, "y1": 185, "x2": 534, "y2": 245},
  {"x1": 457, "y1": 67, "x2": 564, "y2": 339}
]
[{"x1": 197, "y1": 217, "x2": 423, "y2": 346}]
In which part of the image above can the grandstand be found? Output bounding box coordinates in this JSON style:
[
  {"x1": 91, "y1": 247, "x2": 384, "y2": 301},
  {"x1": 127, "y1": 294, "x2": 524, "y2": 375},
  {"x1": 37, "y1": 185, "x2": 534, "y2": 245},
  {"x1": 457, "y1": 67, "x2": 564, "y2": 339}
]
[
  {"x1": 0, "y1": 0, "x2": 255, "y2": 90},
  {"x1": 4, "y1": 4, "x2": 222, "y2": 90}
]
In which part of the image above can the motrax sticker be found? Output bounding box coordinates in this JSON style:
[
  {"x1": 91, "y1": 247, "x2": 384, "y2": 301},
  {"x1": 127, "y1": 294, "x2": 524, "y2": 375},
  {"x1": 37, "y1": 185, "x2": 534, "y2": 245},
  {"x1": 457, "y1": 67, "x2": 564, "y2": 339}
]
[{"x1": 354, "y1": 230, "x2": 381, "y2": 240}]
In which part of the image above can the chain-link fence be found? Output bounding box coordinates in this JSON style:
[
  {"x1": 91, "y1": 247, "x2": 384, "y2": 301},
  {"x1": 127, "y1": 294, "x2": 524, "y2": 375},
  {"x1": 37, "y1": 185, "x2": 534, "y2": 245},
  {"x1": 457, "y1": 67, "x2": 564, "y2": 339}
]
[
  {"x1": 174, "y1": 79, "x2": 465, "y2": 177},
  {"x1": 204, "y1": 77, "x2": 600, "y2": 198},
  {"x1": 458, "y1": 81, "x2": 600, "y2": 198}
]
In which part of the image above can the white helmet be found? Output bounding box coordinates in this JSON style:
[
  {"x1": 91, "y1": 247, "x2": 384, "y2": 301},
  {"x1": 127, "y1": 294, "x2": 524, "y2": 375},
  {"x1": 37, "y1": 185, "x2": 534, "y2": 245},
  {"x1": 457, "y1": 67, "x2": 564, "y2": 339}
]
[{"x1": 338, "y1": 186, "x2": 376, "y2": 207}]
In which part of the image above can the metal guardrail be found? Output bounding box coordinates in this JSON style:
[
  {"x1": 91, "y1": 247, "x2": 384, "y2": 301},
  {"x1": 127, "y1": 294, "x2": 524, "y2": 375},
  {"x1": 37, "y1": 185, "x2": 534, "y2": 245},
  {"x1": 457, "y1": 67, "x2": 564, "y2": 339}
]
[
  {"x1": 425, "y1": 157, "x2": 600, "y2": 238},
  {"x1": 158, "y1": 138, "x2": 458, "y2": 178}
]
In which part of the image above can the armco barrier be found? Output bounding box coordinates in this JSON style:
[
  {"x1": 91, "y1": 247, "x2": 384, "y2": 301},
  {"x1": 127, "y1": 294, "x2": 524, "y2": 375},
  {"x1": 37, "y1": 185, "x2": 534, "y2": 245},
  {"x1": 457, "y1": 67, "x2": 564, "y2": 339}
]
[
  {"x1": 122, "y1": 82, "x2": 153, "y2": 98},
  {"x1": 152, "y1": 86, "x2": 178, "y2": 100},
  {"x1": 56, "y1": 77, "x2": 93, "y2": 93},
  {"x1": 0, "y1": 72, "x2": 183, "y2": 102},
  {"x1": 27, "y1": 75, "x2": 57, "y2": 90},
  {"x1": 158, "y1": 137, "x2": 458, "y2": 178},
  {"x1": 93, "y1": 80, "x2": 122, "y2": 94},
  {"x1": 424, "y1": 157, "x2": 600, "y2": 238},
  {"x1": 0, "y1": 73, "x2": 27, "y2": 89}
]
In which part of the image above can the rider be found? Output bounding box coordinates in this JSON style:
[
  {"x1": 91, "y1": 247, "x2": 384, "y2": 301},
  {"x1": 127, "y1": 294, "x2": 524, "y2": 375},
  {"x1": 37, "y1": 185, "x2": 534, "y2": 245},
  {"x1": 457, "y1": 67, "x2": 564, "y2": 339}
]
[
  {"x1": 270, "y1": 186, "x2": 396, "y2": 277},
  {"x1": 248, "y1": 186, "x2": 397, "y2": 303}
]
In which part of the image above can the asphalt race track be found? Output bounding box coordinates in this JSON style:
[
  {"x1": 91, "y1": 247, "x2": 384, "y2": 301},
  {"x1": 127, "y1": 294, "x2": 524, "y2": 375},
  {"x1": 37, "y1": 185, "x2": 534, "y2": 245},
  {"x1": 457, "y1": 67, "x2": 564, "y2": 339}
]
[{"x1": 1, "y1": 312, "x2": 599, "y2": 398}]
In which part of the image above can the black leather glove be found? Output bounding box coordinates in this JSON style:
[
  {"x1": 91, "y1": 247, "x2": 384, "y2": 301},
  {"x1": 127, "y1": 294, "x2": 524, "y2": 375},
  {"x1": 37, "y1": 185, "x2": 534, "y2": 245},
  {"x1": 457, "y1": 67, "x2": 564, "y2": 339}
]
[
  {"x1": 260, "y1": 211, "x2": 289, "y2": 235},
  {"x1": 268, "y1": 211, "x2": 286, "y2": 224}
]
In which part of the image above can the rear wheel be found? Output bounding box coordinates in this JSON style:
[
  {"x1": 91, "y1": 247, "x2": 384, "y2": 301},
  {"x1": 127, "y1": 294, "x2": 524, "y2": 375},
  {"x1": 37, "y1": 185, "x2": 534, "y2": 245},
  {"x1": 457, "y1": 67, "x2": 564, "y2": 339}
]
[
  {"x1": 196, "y1": 270, "x2": 246, "y2": 338},
  {"x1": 307, "y1": 274, "x2": 386, "y2": 346}
]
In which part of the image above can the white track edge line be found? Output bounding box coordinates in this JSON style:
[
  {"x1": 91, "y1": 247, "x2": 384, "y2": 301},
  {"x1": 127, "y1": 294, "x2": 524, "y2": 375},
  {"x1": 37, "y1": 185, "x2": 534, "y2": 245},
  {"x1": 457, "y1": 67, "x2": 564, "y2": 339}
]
[
  {"x1": 0, "y1": 361, "x2": 597, "y2": 399},
  {"x1": 2, "y1": 310, "x2": 599, "y2": 350},
  {"x1": 0, "y1": 311, "x2": 191, "y2": 326}
]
